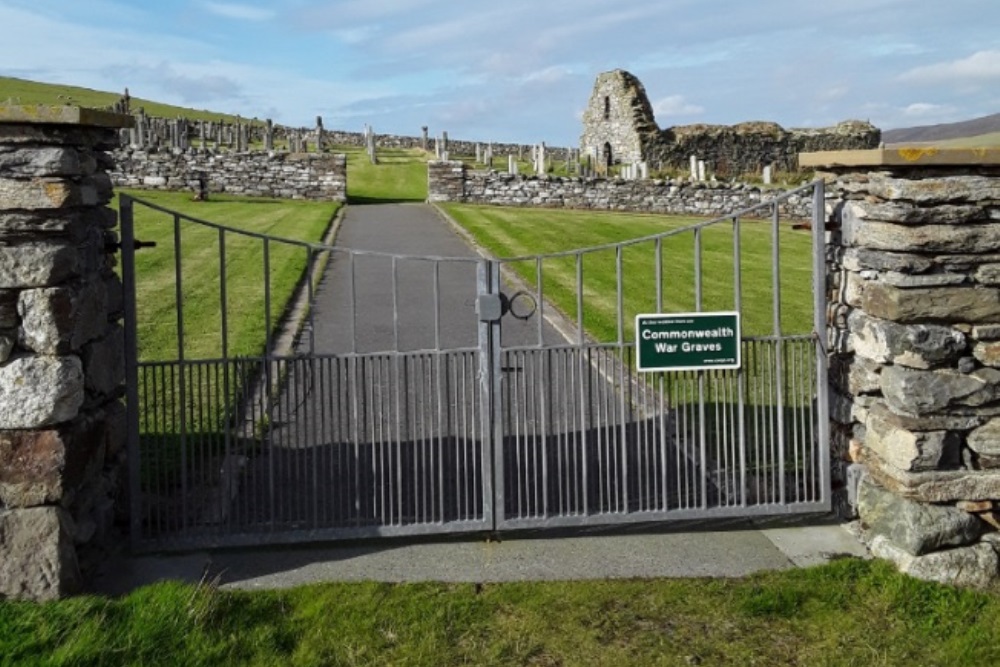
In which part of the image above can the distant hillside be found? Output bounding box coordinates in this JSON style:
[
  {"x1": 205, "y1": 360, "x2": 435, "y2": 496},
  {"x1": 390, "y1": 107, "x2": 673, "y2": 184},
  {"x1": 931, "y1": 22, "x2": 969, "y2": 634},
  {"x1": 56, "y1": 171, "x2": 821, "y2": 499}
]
[
  {"x1": 0, "y1": 76, "x2": 244, "y2": 123},
  {"x1": 883, "y1": 112, "x2": 1000, "y2": 144}
]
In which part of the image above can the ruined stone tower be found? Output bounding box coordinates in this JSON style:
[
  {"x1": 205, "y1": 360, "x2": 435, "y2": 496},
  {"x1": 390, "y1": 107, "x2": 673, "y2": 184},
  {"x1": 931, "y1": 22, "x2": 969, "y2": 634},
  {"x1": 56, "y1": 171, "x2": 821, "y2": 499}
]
[{"x1": 579, "y1": 70, "x2": 659, "y2": 167}]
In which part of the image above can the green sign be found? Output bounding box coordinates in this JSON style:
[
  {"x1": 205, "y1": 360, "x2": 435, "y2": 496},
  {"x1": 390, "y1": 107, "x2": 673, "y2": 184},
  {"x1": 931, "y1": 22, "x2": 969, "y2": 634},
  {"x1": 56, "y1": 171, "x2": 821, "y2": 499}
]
[{"x1": 636, "y1": 312, "x2": 741, "y2": 372}]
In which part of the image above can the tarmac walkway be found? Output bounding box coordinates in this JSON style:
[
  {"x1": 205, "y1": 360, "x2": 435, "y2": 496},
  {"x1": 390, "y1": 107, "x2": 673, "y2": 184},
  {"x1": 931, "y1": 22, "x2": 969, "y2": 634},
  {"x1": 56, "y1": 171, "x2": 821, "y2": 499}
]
[{"x1": 93, "y1": 202, "x2": 869, "y2": 595}]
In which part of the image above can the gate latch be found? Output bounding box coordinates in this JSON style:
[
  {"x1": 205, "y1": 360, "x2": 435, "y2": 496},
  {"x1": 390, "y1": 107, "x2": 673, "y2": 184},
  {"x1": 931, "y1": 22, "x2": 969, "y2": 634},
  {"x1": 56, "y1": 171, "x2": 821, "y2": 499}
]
[{"x1": 477, "y1": 293, "x2": 503, "y2": 322}]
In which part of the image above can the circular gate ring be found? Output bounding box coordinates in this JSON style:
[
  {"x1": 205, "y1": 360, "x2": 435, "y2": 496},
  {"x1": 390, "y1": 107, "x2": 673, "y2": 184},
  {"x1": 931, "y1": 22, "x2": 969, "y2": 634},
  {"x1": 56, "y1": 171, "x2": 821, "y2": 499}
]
[{"x1": 506, "y1": 290, "x2": 537, "y2": 320}]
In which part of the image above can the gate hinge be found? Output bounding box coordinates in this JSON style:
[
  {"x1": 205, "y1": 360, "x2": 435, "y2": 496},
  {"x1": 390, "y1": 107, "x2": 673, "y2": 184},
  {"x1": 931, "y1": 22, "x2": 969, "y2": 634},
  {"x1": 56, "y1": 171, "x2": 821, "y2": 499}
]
[{"x1": 106, "y1": 239, "x2": 157, "y2": 253}]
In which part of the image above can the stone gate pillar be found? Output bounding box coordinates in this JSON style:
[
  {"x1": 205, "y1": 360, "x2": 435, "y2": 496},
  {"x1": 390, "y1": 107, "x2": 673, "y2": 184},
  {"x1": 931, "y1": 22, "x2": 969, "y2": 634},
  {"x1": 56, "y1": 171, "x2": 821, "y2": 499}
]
[
  {"x1": 0, "y1": 106, "x2": 132, "y2": 600},
  {"x1": 803, "y1": 147, "x2": 1000, "y2": 587}
]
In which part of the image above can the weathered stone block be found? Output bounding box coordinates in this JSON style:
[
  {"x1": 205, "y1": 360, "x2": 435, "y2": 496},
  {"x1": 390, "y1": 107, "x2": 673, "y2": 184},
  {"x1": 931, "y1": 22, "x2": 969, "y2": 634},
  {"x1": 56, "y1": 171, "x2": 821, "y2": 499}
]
[
  {"x1": 0, "y1": 415, "x2": 106, "y2": 507},
  {"x1": 974, "y1": 341, "x2": 1000, "y2": 367},
  {"x1": 881, "y1": 366, "x2": 1000, "y2": 415},
  {"x1": 0, "y1": 177, "x2": 97, "y2": 209},
  {"x1": 863, "y1": 447, "x2": 1000, "y2": 502},
  {"x1": 878, "y1": 271, "x2": 966, "y2": 287},
  {"x1": 0, "y1": 147, "x2": 82, "y2": 177},
  {"x1": 0, "y1": 506, "x2": 80, "y2": 600},
  {"x1": 861, "y1": 282, "x2": 1000, "y2": 323},
  {"x1": 869, "y1": 399, "x2": 984, "y2": 432},
  {"x1": 0, "y1": 124, "x2": 119, "y2": 150},
  {"x1": 82, "y1": 326, "x2": 124, "y2": 396},
  {"x1": 968, "y1": 419, "x2": 1000, "y2": 457},
  {"x1": 973, "y1": 325, "x2": 1000, "y2": 341},
  {"x1": 849, "y1": 311, "x2": 965, "y2": 369},
  {"x1": 863, "y1": 174, "x2": 1000, "y2": 205},
  {"x1": 0, "y1": 242, "x2": 79, "y2": 289},
  {"x1": 0, "y1": 354, "x2": 83, "y2": 428},
  {"x1": 865, "y1": 410, "x2": 959, "y2": 471},
  {"x1": 830, "y1": 354, "x2": 880, "y2": 395},
  {"x1": 841, "y1": 247, "x2": 934, "y2": 274},
  {"x1": 843, "y1": 216, "x2": 1000, "y2": 254},
  {"x1": 859, "y1": 477, "x2": 982, "y2": 555},
  {"x1": 0, "y1": 210, "x2": 93, "y2": 242},
  {"x1": 845, "y1": 200, "x2": 986, "y2": 225},
  {"x1": 870, "y1": 535, "x2": 998, "y2": 589},
  {"x1": 974, "y1": 264, "x2": 1000, "y2": 285},
  {"x1": 17, "y1": 281, "x2": 107, "y2": 355}
]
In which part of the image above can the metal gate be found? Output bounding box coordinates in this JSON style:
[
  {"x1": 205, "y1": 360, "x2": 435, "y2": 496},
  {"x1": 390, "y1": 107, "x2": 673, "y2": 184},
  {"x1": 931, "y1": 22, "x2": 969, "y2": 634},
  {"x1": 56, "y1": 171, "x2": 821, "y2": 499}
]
[{"x1": 122, "y1": 182, "x2": 829, "y2": 552}]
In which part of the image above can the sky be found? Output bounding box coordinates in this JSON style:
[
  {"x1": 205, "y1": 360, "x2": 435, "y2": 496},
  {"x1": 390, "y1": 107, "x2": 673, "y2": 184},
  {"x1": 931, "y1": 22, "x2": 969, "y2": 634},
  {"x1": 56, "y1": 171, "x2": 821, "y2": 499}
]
[{"x1": 1, "y1": 0, "x2": 998, "y2": 146}]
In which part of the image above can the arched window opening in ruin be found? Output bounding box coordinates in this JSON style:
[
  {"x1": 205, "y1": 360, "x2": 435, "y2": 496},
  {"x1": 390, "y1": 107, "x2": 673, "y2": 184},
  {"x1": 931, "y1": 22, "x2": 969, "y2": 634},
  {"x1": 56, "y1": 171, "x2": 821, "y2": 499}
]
[
  {"x1": 603, "y1": 96, "x2": 610, "y2": 120},
  {"x1": 603, "y1": 142, "x2": 613, "y2": 169}
]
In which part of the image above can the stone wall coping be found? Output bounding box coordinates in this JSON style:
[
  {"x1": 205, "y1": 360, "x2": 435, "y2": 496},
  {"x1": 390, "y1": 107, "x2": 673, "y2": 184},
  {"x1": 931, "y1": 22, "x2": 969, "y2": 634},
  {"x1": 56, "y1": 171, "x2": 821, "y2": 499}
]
[
  {"x1": 0, "y1": 105, "x2": 134, "y2": 129},
  {"x1": 800, "y1": 147, "x2": 1000, "y2": 168}
]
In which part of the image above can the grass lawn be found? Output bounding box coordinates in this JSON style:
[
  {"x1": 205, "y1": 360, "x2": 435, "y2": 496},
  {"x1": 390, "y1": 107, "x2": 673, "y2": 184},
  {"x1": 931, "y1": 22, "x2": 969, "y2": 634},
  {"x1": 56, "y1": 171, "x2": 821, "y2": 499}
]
[
  {"x1": 334, "y1": 145, "x2": 430, "y2": 203},
  {"x1": 441, "y1": 203, "x2": 815, "y2": 340},
  {"x1": 122, "y1": 190, "x2": 339, "y2": 362},
  {"x1": 2, "y1": 558, "x2": 998, "y2": 666}
]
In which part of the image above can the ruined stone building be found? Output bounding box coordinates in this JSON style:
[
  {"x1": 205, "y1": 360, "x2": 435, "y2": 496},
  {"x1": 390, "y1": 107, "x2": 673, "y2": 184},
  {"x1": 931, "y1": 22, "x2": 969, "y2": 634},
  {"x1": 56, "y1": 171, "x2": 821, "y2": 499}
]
[{"x1": 580, "y1": 69, "x2": 880, "y2": 175}]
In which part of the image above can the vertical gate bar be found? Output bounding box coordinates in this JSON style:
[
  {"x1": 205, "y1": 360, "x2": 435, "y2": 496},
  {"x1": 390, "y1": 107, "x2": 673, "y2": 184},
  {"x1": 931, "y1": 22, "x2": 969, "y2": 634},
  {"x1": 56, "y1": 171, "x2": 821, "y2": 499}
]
[
  {"x1": 576, "y1": 253, "x2": 588, "y2": 515},
  {"x1": 171, "y1": 213, "x2": 190, "y2": 531},
  {"x1": 772, "y1": 203, "x2": 787, "y2": 504},
  {"x1": 478, "y1": 261, "x2": 497, "y2": 528},
  {"x1": 318, "y1": 357, "x2": 327, "y2": 526},
  {"x1": 120, "y1": 196, "x2": 143, "y2": 549},
  {"x1": 523, "y1": 352, "x2": 531, "y2": 516},
  {"x1": 217, "y1": 229, "x2": 234, "y2": 532},
  {"x1": 433, "y1": 262, "x2": 441, "y2": 350},
  {"x1": 438, "y1": 353, "x2": 447, "y2": 522},
  {"x1": 536, "y1": 258, "x2": 544, "y2": 347},
  {"x1": 433, "y1": 263, "x2": 443, "y2": 521},
  {"x1": 793, "y1": 340, "x2": 804, "y2": 502},
  {"x1": 694, "y1": 230, "x2": 707, "y2": 508},
  {"x1": 655, "y1": 237, "x2": 663, "y2": 312},
  {"x1": 616, "y1": 245, "x2": 628, "y2": 513},
  {"x1": 350, "y1": 355, "x2": 360, "y2": 526},
  {"x1": 490, "y1": 261, "x2": 502, "y2": 524},
  {"x1": 306, "y1": 248, "x2": 316, "y2": 354},
  {"x1": 349, "y1": 253, "x2": 358, "y2": 354},
  {"x1": 733, "y1": 216, "x2": 747, "y2": 506},
  {"x1": 812, "y1": 180, "x2": 831, "y2": 506},
  {"x1": 391, "y1": 258, "x2": 402, "y2": 524}
]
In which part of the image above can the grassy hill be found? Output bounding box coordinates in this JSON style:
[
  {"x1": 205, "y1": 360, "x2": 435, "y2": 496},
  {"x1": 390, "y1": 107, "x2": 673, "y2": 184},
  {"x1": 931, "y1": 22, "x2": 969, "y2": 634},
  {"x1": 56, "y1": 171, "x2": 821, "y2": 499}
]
[
  {"x1": 0, "y1": 76, "x2": 246, "y2": 123},
  {"x1": 884, "y1": 112, "x2": 1000, "y2": 147}
]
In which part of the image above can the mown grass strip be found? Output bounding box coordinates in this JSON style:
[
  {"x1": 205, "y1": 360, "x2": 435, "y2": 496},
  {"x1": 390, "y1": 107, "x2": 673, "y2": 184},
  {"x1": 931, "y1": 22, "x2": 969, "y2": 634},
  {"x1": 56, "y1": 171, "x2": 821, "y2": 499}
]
[
  {"x1": 2, "y1": 559, "x2": 999, "y2": 666},
  {"x1": 336, "y1": 145, "x2": 430, "y2": 203},
  {"x1": 441, "y1": 203, "x2": 814, "y2": 339},
  {"x1": 122, "y1": 190, "x2": 338, "y2": 362}
]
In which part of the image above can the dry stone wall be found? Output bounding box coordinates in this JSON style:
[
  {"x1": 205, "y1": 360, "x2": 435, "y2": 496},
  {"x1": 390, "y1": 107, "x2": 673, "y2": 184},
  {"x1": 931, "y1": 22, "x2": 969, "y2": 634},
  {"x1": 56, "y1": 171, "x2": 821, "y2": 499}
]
[
  {"x1": 812, "y1": 147, "x2": 1000, "y2": 588},
  {"x1": 109, "y1": 148, "x2": 347, "y2": 201},
  {"x1": 427, "y1": 161, "x2": 813, "y2": 219},
  {"x1": 0, "y1": 107, "x2": 131, "y2": 600}
]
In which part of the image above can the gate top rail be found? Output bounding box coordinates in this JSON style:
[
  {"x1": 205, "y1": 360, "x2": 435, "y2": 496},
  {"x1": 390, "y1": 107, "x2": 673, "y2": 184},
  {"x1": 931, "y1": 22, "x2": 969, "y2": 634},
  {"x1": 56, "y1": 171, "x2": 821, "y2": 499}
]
[
  {"x1": 122, "y1": 193, "x2": 483, "y2": 264},
  {"x1": 123, "y1": 181, "x2": 818, "y2": 264}
]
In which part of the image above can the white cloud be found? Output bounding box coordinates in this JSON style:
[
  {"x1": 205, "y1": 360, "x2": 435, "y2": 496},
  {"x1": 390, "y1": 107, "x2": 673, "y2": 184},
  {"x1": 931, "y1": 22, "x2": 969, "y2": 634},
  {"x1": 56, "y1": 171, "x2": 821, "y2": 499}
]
[
  {"x1": 899, "y1": 49, "x2": 1000, "y2": 85},
  {"x1": 653, "y1": 95, "x2": 704, "y2": 117},
  {"x1": 521, "y1": 66, "x2": 573, "y2": 85},
  {"x1": 902, "y1": 102, "x2": 958, "y2": 118},
  {"x1": 203, "y1": 2, "x2": 275, "y2": 22}
]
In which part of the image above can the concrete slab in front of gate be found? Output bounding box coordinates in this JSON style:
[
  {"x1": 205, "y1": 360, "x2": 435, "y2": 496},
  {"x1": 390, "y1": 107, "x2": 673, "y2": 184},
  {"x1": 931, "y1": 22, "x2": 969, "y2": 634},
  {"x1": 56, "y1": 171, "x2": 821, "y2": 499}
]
[
  {"x1": 91, "y1": 523, "x2": 870, "y2": 594},
  {"x1": 758, "y1": 522, "x2": 870, "y2": 568}
]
